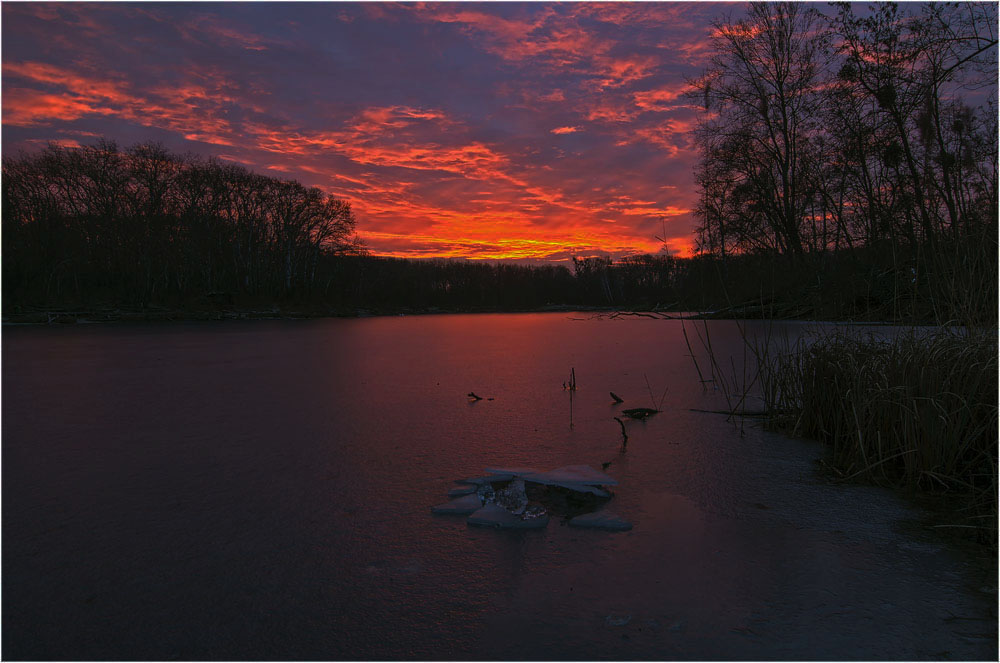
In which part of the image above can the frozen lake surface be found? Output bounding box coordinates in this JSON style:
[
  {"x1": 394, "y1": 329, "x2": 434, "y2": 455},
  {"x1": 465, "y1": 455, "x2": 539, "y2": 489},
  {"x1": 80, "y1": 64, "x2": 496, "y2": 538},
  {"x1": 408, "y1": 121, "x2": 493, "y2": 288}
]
[{"x1": 3, "y1": 313, "x2": 996, "y2": 659}]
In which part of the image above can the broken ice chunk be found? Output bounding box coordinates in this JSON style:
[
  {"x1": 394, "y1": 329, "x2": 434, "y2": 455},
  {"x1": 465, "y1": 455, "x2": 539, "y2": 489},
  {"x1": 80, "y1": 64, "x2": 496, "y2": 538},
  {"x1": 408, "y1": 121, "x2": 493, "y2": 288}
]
[
  {"x1": 467, "y1": 503, "x2": 549, "y2": 529},
  {"x1": 431, "y1": 493, "x2": 482, "y2": 515},
  {"x1": 447, "y1": 485, "x2": 477, "y2": 497},
  {"x1": 455, "y1": 476, "x2": 502, "y2": 486},
  {"x1": 492, "y1": 478, "x2": 528, "y2": 514},
  {"x1": 524, "y1": 465, "x2": 619, "y2": 487},
  {"x1": 483, "y1": 467, "x2": 540, "y2": 478},
  {"x1": 517, "y1": 465, "x2": 618, "y2": 495},
  {"x1": 476, "y1": 482, "x2": 495, "y2": 502},
  {"x1": 541, "y1": 484, "x2": 611, "y2": 497},
  {"x1": 568, "y1": 510, "x2": 633, "y2": 531}
]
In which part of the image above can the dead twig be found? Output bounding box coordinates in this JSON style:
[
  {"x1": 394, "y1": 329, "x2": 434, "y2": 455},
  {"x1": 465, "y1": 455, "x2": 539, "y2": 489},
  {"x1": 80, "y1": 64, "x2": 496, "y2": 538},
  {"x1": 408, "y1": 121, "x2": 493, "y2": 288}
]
[{"x1": 613, "y1": 416, "x2": 628, "y2": 451}]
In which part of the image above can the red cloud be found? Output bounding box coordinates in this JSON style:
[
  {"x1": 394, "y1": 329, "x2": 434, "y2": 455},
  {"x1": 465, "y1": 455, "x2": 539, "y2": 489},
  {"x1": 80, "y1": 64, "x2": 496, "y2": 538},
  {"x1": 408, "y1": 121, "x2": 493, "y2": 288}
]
[
  {"x1": 2, "y1": 88, "x2": 106, "y2": 125},
  {"x1": 3, "y1": 61, "x2": 129, "y2": 101},
  {"x1": 633, "y1": 85, "x2": 691, "y2": 112},
  {"x1": 410, "y1": 4, "x2": 661, "y2": 88}
]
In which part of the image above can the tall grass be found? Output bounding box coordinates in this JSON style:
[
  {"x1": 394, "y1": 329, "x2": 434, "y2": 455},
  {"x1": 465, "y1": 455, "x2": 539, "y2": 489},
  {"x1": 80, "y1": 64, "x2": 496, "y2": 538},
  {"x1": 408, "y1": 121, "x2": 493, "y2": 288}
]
[
  {"x1": 753, "y1": 329, "x2": 997, "y2": 539},
  {"x1": 688, "y1": 230, "x2": 998, "y2": 542}
]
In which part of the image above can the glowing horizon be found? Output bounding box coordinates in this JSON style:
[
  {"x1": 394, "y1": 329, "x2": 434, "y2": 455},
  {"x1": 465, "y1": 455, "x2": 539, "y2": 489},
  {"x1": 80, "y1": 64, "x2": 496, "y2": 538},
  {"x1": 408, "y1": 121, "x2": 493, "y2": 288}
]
[{"x1": 2, "y1": 3, "x2": 740, "y2": 261}]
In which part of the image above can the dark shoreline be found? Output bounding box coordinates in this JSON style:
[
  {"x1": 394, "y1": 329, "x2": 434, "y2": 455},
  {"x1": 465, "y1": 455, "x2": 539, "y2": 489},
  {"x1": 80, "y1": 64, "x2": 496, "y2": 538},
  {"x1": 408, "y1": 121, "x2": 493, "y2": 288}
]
[
  {"x1": 1, "y1": 304, "x2": 616, "y2": 326},
  {"x1": 2, "y1": 304, "x2": 916, "y2": 326}
]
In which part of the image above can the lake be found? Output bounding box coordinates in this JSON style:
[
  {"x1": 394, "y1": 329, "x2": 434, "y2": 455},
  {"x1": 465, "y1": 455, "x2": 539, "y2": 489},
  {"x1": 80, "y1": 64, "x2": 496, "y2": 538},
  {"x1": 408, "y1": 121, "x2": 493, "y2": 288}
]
[{"x1": 3, "y1": 313, "x2": 996, "y2": 659}]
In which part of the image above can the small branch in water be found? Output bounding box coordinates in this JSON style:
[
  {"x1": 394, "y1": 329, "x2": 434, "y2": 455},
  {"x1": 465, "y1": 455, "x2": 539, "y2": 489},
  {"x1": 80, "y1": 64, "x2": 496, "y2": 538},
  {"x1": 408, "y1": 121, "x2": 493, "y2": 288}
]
[
  {"x1": 467, "y1": 392, "x2": 483, "y2": 401},
  {"x1": 681, "y1": 320, "x2": 708, "y2": 394},
  {"x1": 622, "y1": 407, "x2": 659, "y2": 420},
  {"x1": 643, "y1": 374, "x2": 669, "y2": 411},
  {"x1": 614, "y1": 416, "x2": 628, "y2": 451},
  {"x1": 644, "y1": 374, "x2": 656, "y2": 409},
  {"x1": 610, "y1": 391, "x2": 624, "y2": 404},
  {"x1": 563, "y1": 368, "x2": 577, "y2": 391}
]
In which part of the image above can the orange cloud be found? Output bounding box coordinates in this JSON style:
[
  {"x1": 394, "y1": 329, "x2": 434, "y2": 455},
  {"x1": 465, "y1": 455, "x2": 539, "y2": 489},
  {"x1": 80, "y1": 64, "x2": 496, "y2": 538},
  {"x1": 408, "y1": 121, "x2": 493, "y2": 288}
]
[
  {"x1": 593, "y1": 55, "x2": 660, "y2": 90},
  {"x1": 661, "y1": 236, "x2": 696, "y2": 257},
  {"x1": 615, "y1": 119, "x2": 698, "y2": 153},
  {"x1": 711, "y1": 23, "x2": 763, "y2": 41},
  {"x1": 585, "y1": 98, "x2": 637, "y2": 123},
  {"x1": 410, "y1": 4, "x2": 661, "y2": 88},
  {"x1": 569, "y1": 3, "x2": 695, "y2": 28},
  {"x1": 633, "y1": 86, "x2": 691, "y2": 112},
  {"x1": 2, "y1": 88, "x2": 106, "y2": 125},
  {"x1": 22, "y1": 137, "x2": 82, "y2": 149},
  {"x1": 3, "y1": 61, "x2": 128, "y2": 101},
  {"x1": 551, "y1": 126, "x2": 579, "y2": 134},
  {"x1": 2, "y1": 60, "x2": 240, "y2": 143}
]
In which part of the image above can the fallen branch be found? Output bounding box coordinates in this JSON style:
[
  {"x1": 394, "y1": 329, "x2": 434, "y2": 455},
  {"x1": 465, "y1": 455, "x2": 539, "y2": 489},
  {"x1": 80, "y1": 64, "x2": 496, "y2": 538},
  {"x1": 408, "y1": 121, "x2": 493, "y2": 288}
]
[{"x1": 613, "y1": 417, "x2": 628, "y2": 451}]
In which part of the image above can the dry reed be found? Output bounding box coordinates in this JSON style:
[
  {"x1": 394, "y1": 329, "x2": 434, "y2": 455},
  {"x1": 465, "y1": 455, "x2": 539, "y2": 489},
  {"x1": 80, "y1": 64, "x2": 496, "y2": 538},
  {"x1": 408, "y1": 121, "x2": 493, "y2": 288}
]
[{"x1": 756, "y1": 328, "x2": 998, "y2": 541}]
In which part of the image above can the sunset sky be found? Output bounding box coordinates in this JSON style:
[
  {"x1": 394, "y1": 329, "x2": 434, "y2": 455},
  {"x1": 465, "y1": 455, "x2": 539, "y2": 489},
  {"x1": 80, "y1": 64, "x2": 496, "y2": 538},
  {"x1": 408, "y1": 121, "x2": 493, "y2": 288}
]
[{"x1": 2, "y1": 2, "x2": 744, "y2": 262}]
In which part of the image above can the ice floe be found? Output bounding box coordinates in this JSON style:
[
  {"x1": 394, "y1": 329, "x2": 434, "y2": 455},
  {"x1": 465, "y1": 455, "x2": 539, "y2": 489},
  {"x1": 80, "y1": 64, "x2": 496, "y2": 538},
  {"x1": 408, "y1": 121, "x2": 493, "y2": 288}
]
[
  {"x1": 435, "y1": 464, "x2": 630, "y2": 530},
  {"x1": 527, "y1": 464, "x2": 619, "y2": 486},
  {"x1": 455, "y1": 475, "x2": 500, "y2": 486},
  {"x1": 483, "y1": 467, "x2": 540, "y2": 478},
  {"x1": 468, "y1": 503, "x2": 549, "y2": 529},
  {"x1": 431, "y1": 493, "x2": 483, "y2": 515},
  {"x1": 484, "y1": 464, "x2": 618, "y2": 492}
]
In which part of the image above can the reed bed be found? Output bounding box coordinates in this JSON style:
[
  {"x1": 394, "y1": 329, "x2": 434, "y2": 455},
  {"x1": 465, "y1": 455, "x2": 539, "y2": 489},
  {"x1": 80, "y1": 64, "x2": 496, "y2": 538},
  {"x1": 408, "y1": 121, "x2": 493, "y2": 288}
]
[{"x1": 755, "y1": 328, "x2": 998, "y2": 541}]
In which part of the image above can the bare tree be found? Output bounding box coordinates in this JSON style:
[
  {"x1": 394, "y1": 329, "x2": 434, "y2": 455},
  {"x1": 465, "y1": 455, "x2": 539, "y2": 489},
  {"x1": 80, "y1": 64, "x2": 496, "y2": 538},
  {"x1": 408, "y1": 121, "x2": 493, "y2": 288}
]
[{"x1": 690, "y1": 2, "x2": 826, "y2": 256}]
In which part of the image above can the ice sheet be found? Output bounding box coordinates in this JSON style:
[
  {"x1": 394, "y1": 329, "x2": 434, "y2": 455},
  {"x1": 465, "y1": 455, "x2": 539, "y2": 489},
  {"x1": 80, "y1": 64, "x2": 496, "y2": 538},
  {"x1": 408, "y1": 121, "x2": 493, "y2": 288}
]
[
  {"x1": 467, "y1": 503, "x2": 550, "y2": 529},
  {"x1": 431, "y1": 493, "x2": 483, "y2": 515}
]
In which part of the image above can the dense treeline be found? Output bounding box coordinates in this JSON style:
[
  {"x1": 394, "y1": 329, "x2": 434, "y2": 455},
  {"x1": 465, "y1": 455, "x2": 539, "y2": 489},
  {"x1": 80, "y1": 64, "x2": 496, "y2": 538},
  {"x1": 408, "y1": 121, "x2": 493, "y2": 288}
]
[
  {"x1": 689, "y1": 2, "x2": 997, "y2": 324},
  {"x1": 2, "y1": 140, "x2": 363, "y2": 308},
  {"x1": 318, "y1": 256, "x2": 579, "y2": 311}
]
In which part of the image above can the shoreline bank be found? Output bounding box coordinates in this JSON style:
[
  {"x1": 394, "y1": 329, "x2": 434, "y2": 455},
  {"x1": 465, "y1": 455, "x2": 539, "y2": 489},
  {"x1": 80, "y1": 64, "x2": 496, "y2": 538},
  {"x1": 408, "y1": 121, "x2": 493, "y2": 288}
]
[{"x1": 2, "y1": 304, "x2": 931, "y2": 326}]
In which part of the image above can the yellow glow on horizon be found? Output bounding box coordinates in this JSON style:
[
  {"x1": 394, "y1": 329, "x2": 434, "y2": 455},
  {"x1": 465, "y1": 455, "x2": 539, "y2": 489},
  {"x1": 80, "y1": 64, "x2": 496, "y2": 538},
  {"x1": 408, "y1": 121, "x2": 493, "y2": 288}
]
[{"x1": 358, "y1": 229, "x2": 694, "y2": 261}]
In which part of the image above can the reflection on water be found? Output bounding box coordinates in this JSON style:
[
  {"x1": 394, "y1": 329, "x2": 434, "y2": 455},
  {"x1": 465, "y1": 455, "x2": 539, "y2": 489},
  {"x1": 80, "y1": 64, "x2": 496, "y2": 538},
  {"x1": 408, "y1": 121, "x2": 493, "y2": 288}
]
[{"x1": 3, "y1": 314, "x2": 996, "y2": 659}]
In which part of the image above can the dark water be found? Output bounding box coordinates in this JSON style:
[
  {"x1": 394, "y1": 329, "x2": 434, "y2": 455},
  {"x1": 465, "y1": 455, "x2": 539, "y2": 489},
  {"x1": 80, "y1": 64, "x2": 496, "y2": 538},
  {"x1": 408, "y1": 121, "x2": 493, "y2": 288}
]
[{"x1": 3, "y1": 314, "x2": 996, "y2": 660}]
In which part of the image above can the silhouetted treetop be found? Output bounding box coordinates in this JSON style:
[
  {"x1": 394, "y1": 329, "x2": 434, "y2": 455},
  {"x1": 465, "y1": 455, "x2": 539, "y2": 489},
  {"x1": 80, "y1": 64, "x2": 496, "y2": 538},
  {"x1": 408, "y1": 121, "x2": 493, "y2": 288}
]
[
  {"x1": 3, "y1": 140, "x2": 364, "y2": 304},
  {"x1": 689, "y1": 1, "x2": 998, "y2": 256}
]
